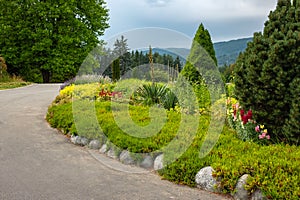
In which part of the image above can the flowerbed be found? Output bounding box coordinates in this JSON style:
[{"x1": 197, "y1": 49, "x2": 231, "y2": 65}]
[{"x1": 46, "y1": 81, "x2": 300, "y2": 199}]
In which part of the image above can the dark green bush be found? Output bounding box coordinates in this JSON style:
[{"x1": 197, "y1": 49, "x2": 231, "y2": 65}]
[{"x1": 233, "y1": 1, "x2": 300, "y2": 145}]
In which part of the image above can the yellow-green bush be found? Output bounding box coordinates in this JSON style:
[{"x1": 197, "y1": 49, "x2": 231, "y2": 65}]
[{"x1": 47, "y1": 83, "x2": 300, "y2": 199}]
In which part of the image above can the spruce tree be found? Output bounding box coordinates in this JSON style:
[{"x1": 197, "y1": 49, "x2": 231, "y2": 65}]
[{"x1": 234, "y1": 0, "x2": 300, "y2": 144}]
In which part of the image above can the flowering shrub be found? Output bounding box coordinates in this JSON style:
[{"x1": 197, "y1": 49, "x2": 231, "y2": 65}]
[{"x1": 227, "y1": 97, "x2": 271, "y2": 144}]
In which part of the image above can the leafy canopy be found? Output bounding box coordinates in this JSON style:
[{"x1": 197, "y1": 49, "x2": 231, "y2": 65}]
[{"x1": 0, "y1": 0, "x2": 109, "y2": 83}]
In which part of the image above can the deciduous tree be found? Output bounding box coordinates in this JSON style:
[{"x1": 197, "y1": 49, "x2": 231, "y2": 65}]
[{"x1": 0, "y1": 0, "x2": 109, "y2": 82}]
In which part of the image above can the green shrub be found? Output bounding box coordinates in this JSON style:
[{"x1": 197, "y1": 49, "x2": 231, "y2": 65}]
[
  {"x1": 46, "y1": 83, "x2": 300, "y2": 199},
  {"x1": 134, "y1": 83, "x2": 168, "y2": 106},
  {"x1": 233, "y1": 1, "x2": 300, "y2": 145}
]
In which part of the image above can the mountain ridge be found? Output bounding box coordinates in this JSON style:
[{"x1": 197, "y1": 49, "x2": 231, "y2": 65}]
[{"x1": 142, "y1": 37, "x2": 253, "y2": 66}]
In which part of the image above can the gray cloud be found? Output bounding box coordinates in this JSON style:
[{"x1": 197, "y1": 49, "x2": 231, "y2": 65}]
[{"x1": 104, "y1": 0, "x2": 277, "y2": 43}]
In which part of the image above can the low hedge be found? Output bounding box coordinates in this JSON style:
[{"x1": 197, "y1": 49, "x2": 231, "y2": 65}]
[{"x1": 46, "y1": 92, "x2": 300, "y2": 200}]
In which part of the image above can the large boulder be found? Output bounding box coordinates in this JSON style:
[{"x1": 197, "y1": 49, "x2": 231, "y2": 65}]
[
  {"x1": 99, "y1": 144, "x2": 108, "y2": 154},
  {"x1": 107, "y1": 148, "x2": 118, "y2": 159},
  {"x1": 140, "y1": 155, "x2": 154, "y2": 169},
  {"x1": 119, "y1": 150, "x2": 135, "y2": 165},
  {"x1": 80, "y1": 137, "x2": 89, "y2": 146},
  {"x1": 195, "y1": 166, "x2": 218, "y2": 192},
  {"x1": 234, "y1": 174, "x2": 249, "y2": 200},
  {"x1": 89, "y1": 140, "x2": 101, "y2": 150}
]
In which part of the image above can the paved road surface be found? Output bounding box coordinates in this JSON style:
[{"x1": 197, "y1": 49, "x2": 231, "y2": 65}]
[{"x1": 0, "y1": 84, "x2": 230, "y2": 200}]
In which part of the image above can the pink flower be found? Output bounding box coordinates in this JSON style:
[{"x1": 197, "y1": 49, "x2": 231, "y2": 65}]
[
  {"x1": 266, "y1": 135, "x2": 270, "y2": 140},
  {"x1": 259, "y1": 134, "x2": 264, "y2": 139},
  {"x1": 255, "y1": 125, "x2": 260, "y2": 132}
]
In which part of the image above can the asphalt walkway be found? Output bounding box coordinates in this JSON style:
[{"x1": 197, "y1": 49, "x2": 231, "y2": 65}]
[{"x1": 0, "y1": 84, "x2": 230, "y2": 200}]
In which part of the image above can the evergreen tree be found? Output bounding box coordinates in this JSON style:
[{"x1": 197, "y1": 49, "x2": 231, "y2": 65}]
[
  {"x1": 111, "y1": 58, "x2": 120, "y2": 82},
  {"x1": 193, "y1": 23, "x2": 217, "y2": 66},
  {"x1": 181, "y1": 23, "x2": 217, "y2": 84},
  {"x1": 0, "y1": 0, "x2": 109, "y2": 83},
  {"x1": 113, "y1": 35, "x2": 130, "y2": 75},
  {"x1": 234, "y1": 0, "x2": 300, "y2": 144}
]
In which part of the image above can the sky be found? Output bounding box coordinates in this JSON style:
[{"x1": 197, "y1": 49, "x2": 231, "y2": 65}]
[{"x1": 102, "y1": 0, "x2": 277, "y2": 49}]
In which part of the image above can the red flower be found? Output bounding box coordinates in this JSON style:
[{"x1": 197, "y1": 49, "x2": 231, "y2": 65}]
[
  {"x1": 241, "y1": 115, "x2": 248, "y2": 124},
  {"x1": 240, "y1": 109, "x2": 245, "y2": 117},
  {"x1": 247, "y1": 110, "x2": 252, "y2": 119}
]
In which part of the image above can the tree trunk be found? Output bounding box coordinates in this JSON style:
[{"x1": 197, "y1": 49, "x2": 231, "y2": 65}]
[{"x1": 41, "y1": 69, "x2": 51, "y2": 83}]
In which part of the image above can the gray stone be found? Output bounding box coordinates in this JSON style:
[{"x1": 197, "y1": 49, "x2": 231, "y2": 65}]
[
  {"x1": 119, "y1": 151, "x2": 135, "y2": 165},
  {"x1": 80, "y1": 137, "x2": 89, "y2": 146},
  {"x1": 154, "y1": 154, "x2": 164, "y2": 170},
  {"x1": 234, "y1": 174, "x2": 249, "y2": 200},
  {"x1": 107, "y1": 148, "x2": 118, "y2": 159},
  {"x1": 251, "y1": 189, "x2": 267, "y2": 200},
  {"x1": 140, "y1": 155, "x2": 154, "y2": 169},
  {"x1": 89, "y1": 140, "x2": 101, "y2": 149},
  {"x1": 75, "y1": 136, "x2": 82, "y2": 145},
  {"x1": 70, "y1": 135, "x2": 77, "y2": 144},
  {"x1": 99, "y1": 144, "x2": 107, "y2": 154},
  {"x1": 195, "y1": 166, "x2": 218, "y2": 192}
]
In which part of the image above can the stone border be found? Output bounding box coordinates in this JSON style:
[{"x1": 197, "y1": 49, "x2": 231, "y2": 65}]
[{"x1": 70, "y1": 135, "x2": 266, "y2": 200}]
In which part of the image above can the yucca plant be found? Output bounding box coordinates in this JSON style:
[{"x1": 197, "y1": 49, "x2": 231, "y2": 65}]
[
  {"x1": 134, "y1": 83, "x2": 168, "y2": 106},
  {"x1": 162, "y1": 90, "x2": 178, "y2": 110}
]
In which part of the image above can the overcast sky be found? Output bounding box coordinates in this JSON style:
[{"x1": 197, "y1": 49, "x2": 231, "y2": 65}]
[{"x1": 102, "y1": 0, "x2": 277, "y2": 49}]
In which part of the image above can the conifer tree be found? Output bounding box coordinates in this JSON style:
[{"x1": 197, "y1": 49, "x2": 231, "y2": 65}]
[
  {"x1": 181, "y1": 23, "x2": 217, "y2": 84},
  {"x1": 234, "y1": 0, "x2": 300, "y2": 144}
]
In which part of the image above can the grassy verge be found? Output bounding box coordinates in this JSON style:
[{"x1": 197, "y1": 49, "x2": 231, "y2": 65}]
[
  {"x1": 0, "y1": 81, "x2": 31, "y2": 90},
  {"x1": 47, "y1": 98, "x2": 300, "y2": 199}
]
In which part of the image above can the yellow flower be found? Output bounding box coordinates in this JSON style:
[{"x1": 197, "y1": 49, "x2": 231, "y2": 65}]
[
  {"x1": 260, "y1": 125, "x2": 265, "y2": 129},
  {"x1": 263, "y1": 129, "x2": 268, "y2": 133}
]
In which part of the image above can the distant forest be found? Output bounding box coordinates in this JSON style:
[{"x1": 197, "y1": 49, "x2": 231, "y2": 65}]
[{"x1": 214, "y1": 37, "x2": 253, "y2": 66}]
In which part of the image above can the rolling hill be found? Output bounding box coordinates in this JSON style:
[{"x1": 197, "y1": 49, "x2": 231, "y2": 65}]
[{"x1": 143, "y1": 37, "x2": 253, "y2": 67}]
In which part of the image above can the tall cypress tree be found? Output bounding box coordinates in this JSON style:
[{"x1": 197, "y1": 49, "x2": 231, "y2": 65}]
[
  {"x1": 181, "y1": 23, "x2": 217, "y2": 84},
  {"x1": 234, "y1": 0, "x2": 300, "y2": 144}
]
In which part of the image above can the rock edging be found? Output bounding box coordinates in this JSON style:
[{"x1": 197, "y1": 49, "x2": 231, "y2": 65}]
[{"x1": 70, "y1": 135, "x2": 266, "y2": 200}]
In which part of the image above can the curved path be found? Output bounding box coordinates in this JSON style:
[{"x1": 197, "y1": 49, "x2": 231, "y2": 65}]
[{"x1": 0, "y1": 84, "x2": 230, "y2": 200}]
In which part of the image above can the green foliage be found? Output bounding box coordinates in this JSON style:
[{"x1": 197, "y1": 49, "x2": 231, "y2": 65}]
[
  {"x1": 111, "y1": 58, "x2": 121, "y2": 82},
  {"x1": 134, "y1": 83, "x2": 168, "y2": 106},
  {"x1": 162, "y1": 90, "x2": 179, "y2": 111},
  {"x1": 181, "y1": 61, "x2": 202, "y2": 84},
  {"x1": 46, "y1": 95, "x2": 300, "y2": 199},
  {"x1": 181, "y1": 23, "x2": 217, "y2": 85},
  {"x1": 233, "y1": 0, "x2": 300, "y2": 145},
  {"x1": 194, "y1": 23, "x2": 217, "y2": 66},
  {"x1": 283, "y1": 77, "x2": 300, "y2": 144},
  {"x1": 46, "y1": 103, "x2": 76, "y2": 135},
  {"x1": 0, "y1": 81, "x2": 31, "y2": 90},
  {"x1": 0, "y1": 0, "x2": 109, "y2": 83}
]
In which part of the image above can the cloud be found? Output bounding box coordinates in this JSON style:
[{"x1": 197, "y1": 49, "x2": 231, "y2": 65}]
[
  {"x1": 104, "y1": 0, "x2": 277, "y2": 42},
  {"x1": 146, "y1": 0, "x2": 172, "y2": 7}
]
